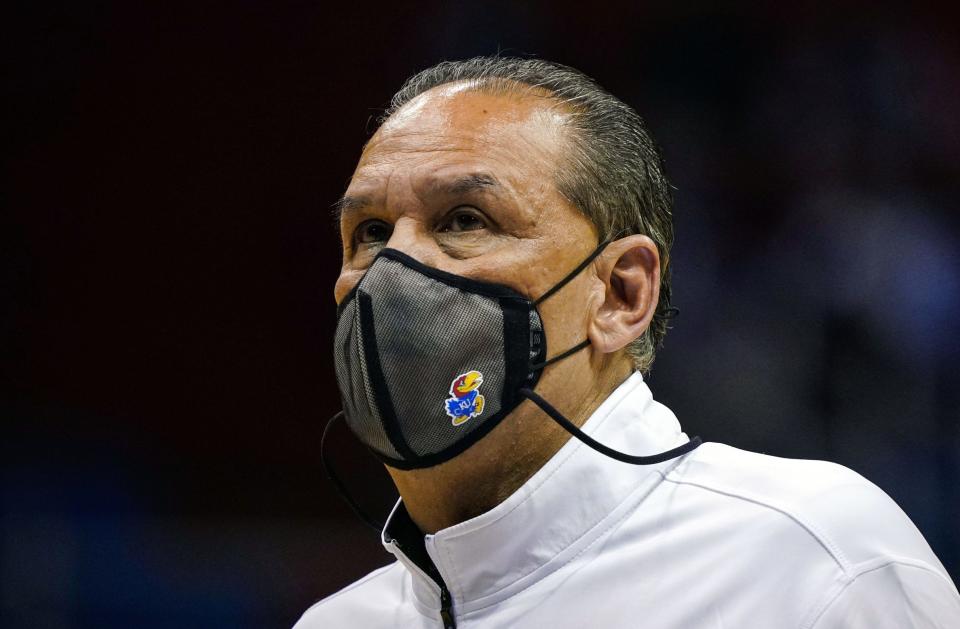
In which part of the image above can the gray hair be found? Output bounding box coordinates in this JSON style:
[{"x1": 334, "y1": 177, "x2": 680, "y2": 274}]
[{"x1": 381, "y1": 57, "x2": 676, "y2": 373}]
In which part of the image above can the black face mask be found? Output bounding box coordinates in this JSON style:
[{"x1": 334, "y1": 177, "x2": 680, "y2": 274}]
[{"x1": 324, "y1": 241, "x2": 701, "y2": 527}]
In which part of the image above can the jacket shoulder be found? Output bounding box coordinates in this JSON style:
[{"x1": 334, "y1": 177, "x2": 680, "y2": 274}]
[
  {"x1": 666, "y1": 443, "x2": 947, "y2": 574},
  {"x1": 293, "y1": 562, "x2": 405, "y2": 629}
]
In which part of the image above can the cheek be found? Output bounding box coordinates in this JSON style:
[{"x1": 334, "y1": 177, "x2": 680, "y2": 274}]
[{"x1": 537, "y1": 273, "x2": 596, "y2": 346}]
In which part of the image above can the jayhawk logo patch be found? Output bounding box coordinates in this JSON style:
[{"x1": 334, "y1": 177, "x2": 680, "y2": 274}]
[{"x1": 445, "y1": 370, "x2": 485, "y2": 426}]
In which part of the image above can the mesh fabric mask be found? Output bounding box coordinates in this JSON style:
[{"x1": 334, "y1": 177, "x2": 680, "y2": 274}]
[{"x1": 331, "y1": 241, "x2": 701, "y2": 471}]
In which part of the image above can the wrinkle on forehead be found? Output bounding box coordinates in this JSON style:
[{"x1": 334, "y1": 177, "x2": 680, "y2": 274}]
[{"x1": 342, "y1": 82, "x2": 583, "y2": 251}]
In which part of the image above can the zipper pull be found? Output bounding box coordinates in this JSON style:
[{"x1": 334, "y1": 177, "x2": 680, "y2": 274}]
[{"x1": 439, "y1": 585, "x2": 456, "y2": 628}]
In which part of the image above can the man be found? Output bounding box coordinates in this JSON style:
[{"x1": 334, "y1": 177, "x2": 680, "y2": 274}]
[{"x1": 296, "y1": 57, "x2": 960, "y2": 628}]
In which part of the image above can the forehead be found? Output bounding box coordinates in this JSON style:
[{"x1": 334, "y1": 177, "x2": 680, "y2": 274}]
[{"x1": 350, "y1": 84, "x2": 570, "y2": 190}]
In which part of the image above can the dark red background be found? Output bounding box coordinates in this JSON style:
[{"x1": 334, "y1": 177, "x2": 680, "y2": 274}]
[{"x1": 4, "y1": 2, "x2": 959, "y2": 627}]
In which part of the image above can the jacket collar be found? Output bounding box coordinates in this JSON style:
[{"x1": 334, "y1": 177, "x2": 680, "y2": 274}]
[{"x1": 382, "y1": 373, "x2": 692, "y2": 615}]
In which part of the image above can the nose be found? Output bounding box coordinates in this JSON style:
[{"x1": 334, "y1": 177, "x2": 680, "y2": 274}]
[
  {"x1": 333, "y1": 217, "x2": 445, "y2": 304},
  {"x1": 381, "y1": 217, "x2": 446, "y2": 268}
]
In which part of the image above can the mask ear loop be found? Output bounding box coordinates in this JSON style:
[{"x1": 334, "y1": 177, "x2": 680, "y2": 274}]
[
  {"x1": 533, "y1": 236, "x2": 617, "y2": 306},
  {"x1": 518, "y1": 387, "x2": 703, "y2": 465},
  {"x1": 527, "y1": 236, "x2": 614, "y2": 370},
  {"x1": 524, "y1": 232, "x2": 701, "y2": 465},
  {"x1": 321, "y1": 410, "x2": 386, "y2": 533},
  {"x1": 529, "y1": 338, "x2": 591, "y2": 372}
]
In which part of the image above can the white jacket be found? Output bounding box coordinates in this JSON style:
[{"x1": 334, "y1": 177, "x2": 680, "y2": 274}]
[{"x1": 295, "y1": 373, "x2": 960, "y2": 628}]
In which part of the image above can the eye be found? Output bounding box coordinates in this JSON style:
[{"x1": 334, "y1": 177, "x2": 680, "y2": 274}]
[
  {"x1": 354, "y1": 219, "x2": 392, "y2": 245},
  {"x1": 439, "y1": 207, "x2": 487, "y2": 233}
]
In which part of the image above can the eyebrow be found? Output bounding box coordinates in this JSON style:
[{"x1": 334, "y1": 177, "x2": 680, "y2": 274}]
[
  {"x1": 333, "y1": 172, "x2": 502, "y2": 221},
  {"x1": 437, "y1": 172, "x2": 502, "y2": 196},
  {"x1": 332, "y1": 194, "x2": 371, "y2": 220}
]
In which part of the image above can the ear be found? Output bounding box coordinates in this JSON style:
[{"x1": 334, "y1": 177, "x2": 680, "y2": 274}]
[{"x1": 588, "y1": 234, "x2": 660, "y2": 354}]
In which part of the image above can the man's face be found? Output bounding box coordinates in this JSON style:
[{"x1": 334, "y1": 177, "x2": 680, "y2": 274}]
[{"x1": 335, "y1": 84, "x2": 601, "y2": 353}]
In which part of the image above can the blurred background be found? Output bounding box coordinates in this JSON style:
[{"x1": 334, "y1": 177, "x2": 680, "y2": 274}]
[{"x1": 4, "y1": 1, "x2": 959, "y2": 627}]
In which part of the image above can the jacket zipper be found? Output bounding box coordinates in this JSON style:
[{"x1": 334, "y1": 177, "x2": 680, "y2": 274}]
[
  {"x1": 439, "y1": 583, "x2": 456, "y2": 628},
  {"x1": 384, "y1": 523, "x2": 457, "y2": 628}
]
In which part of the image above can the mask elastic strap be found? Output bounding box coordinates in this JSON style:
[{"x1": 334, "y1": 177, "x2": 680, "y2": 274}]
[
  {"x1": 321, "y1": 410, "x2": 386, "y2": 532},
  {"x1": 533, "y1": 238, "x2": 614, "y2": 306},
  {"x1": 518, "y1": 387, "x2": 703, "y2": 465},
  {"x1": 529, "y1": 338, "x2": 591, "y2": 372}
]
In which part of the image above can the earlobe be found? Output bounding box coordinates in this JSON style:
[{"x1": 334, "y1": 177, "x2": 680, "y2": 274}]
[{"x1": 588, "y1": 235, "x2": 660, "y2": 354}]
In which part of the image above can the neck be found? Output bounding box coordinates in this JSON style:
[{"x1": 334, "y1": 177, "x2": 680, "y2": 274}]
[{"x1": 386, "y1": 358, "x2": 632, "y2": 534}]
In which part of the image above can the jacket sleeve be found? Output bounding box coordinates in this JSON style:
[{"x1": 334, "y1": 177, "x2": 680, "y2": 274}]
[{"x1": 809, "y1": 561, "x2": 960, "y2": 629}]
